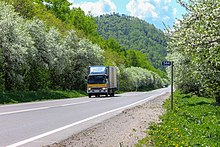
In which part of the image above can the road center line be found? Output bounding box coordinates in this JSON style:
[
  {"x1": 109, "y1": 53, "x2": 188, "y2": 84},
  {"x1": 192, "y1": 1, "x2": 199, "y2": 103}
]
[
  {"x1": 6, "y1": 92, "x2": 166, "y2": 147},
  {"x1": 0, "y1": 101, "x2": 91, "y2": 116},
  {"x1": 94, "y1": 98, "x2": 111, "y2": 102}
]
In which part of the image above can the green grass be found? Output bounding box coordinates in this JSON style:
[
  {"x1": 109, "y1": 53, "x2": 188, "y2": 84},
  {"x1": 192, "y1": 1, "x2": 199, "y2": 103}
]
[
  {"x1": 136, "y1": 91, "x2": 220, "y2": 147},
  {"x1": 0, "y1": 90, "x2": 87, "y2": 104}
]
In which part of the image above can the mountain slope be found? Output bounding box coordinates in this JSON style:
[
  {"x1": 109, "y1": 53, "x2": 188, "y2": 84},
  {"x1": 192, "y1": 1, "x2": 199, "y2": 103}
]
[{"x1": 96, "y1": 13, "x2": 167, "y2": 70}]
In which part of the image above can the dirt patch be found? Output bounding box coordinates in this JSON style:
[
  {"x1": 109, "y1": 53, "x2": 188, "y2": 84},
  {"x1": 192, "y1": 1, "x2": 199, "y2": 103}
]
[{"x1": 48, "y1": 92, "x2": 170, "y2": 147}]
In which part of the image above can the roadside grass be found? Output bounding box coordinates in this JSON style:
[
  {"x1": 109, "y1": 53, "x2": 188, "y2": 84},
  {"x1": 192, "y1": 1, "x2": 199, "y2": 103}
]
[
  {"x1": 0, "y1": 90, "x2": 87, "y2": 104},
  {"x1": 136, "y1": 91, "x2": 220, "y2": 147}
]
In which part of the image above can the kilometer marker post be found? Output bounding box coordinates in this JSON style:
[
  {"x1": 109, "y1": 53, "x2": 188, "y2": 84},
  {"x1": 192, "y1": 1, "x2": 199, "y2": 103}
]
[{"x1": 162, "y1": 61, "x2": 174, "y2": 110}]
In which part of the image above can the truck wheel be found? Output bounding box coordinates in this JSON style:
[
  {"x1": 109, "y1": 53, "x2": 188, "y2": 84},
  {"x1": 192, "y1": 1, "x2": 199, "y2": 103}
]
[
  {"x1": 110, "y1": 92, "x2": 115, "y2": 97},
  {"x1": 88, "y1": 94, "x2": 91, "y2": 98}
]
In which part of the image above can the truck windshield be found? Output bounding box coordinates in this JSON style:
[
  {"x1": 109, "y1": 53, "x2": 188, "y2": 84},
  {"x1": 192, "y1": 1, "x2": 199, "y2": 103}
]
[{"x1": 88, "y1": 75, "x2": 106, "y2": 84}]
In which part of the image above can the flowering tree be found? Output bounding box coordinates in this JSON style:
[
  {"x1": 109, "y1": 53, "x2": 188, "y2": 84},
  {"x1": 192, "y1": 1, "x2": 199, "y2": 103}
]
[
  {"x1": 120, "y1": 66, "x2": 164, "y2": 91},
  {"x1": 167, "y1": 0, "x2": 220, "y2": 103},
  {"x1": 62, "y1": 30, "x2": 104, "y2": 90},
  {"x1": 0, "y1": 2, "x2": 33, "y2": 90}
]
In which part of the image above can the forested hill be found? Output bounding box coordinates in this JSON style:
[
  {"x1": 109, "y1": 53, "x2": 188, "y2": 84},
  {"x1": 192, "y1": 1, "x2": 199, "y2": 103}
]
[{"x1": 96, "y1": 13, "x2": 167, "y2": 70}]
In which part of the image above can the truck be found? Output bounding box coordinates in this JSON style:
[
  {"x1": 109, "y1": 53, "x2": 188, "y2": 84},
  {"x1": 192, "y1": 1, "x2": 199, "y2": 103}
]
[{"x1": 86, "y1": 66, "x2": 117, "y2": 98}]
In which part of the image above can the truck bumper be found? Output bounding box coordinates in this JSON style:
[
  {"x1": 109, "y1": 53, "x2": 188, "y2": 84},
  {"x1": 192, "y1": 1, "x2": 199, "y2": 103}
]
[{"x1": 87, "y1": 89, "x2": 108, "y2": 94}]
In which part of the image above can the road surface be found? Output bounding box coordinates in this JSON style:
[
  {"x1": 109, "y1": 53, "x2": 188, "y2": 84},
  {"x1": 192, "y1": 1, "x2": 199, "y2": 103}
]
[{"x1": 0, "y1": 87, "x2": 169, "y2": 147}]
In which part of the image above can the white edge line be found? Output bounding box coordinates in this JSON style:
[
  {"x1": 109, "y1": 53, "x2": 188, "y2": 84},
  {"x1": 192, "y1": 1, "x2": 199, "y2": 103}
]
[
  {"x1": 0, "y1": 107, "x2": 49, "y2": 116},
  {"x1": 7, "y1": 92, "x2": 166, "y2": 147},
  {"x1": 0, "y1": 101, "x2": 91, "y2": 116},
  {"x1": 0, "y1": 97, "x2": 88, "y2": 108}
]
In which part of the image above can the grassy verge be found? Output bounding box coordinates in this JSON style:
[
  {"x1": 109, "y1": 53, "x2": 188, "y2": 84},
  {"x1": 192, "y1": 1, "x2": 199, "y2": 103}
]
[
  {"x1": 136, "y1": 91, "x2": 220, "y2": 147},
  {"x1": 0, "y1": 90, "x2": 87, "y2": 104}
]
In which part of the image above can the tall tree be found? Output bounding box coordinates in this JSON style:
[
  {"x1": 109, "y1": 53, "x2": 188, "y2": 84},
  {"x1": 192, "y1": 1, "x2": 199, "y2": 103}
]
[
  {"x1": 43, "y1": 0, "x2": 71, "y2": 21},
  {"x1": 3, "y1": 0, "x2": 35, "y2": 18}
]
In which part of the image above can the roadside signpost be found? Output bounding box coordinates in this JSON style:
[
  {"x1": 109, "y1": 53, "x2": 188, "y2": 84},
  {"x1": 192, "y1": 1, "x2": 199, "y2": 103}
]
[
  {"x1": 162, "y1": 61, "x2": 174, "y2": 110},
  {"x1": 162, "y1": 61, "x2": 172, "y2": 66}
]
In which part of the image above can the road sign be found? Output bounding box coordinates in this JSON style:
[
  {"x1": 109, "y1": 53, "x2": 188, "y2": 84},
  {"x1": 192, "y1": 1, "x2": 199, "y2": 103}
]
[
  {"x1": 162, "y1": 60, "x2": 174, "y2": 110},
  {"x1": 162, "y1": 61, "x2": 172, "y2": 66}
]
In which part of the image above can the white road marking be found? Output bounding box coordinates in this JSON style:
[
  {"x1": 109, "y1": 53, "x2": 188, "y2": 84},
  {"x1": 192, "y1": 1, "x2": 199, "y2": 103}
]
[
  {"x1": 6, "y1": 92, "x2": 166, "y2": 147},
  {"x1": 0, "y1": 101, "x2": 91, "y2": 116},
  {"x1": 60, "y1": 101, "x2": 91, "y2": 107},
  {"x1": 94, "y1": 98, "x2": 111, "y2": 102},
  {"x1": 0, "y1": 97, "x2": 87, "y2": 108}
]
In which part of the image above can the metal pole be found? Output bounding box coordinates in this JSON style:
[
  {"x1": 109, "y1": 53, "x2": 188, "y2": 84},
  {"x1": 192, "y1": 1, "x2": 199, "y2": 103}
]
[{"x1": 171, "y1": 61, "x2": 174, "y2": 110}]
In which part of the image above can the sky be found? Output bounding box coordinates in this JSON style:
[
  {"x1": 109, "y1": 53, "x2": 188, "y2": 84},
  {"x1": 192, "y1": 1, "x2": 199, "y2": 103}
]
[{"x1": 68, "y1": 0, "x2": 187, "y2": 30}]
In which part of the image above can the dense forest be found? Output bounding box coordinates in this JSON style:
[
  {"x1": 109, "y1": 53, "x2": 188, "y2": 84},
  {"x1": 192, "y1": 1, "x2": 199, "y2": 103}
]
[
  {"x1": 0, "y1": 0, "x2": 168, "y2": 95},
  {"x1": 96, "y1": 13, "x2": 167, "y2": 70}
]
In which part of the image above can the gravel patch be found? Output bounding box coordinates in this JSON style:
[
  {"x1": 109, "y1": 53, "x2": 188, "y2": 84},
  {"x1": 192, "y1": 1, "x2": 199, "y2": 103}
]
[{"x1": 47, "y1": 92, "x2": 170, "y2": 147}]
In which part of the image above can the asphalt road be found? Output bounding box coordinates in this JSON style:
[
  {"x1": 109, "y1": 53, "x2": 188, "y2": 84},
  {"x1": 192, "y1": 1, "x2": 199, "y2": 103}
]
[{"x1": 0, "y1": 87, "x2": 170, "y2": 147}]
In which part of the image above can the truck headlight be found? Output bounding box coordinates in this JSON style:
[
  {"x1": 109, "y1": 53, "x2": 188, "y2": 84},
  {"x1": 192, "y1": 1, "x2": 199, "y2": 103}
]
[
  {"x1": 102, "y1": 87, "x2": 107, "y2": 90},
  {"x1": 88, "y1": 88, "x2": 91, "y2": 90}
]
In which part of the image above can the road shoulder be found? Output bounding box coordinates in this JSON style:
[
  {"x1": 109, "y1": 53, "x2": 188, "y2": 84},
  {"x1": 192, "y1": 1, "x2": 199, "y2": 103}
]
[{"x1": 48, "y1": 92, "x2": 170, "y2": 147}]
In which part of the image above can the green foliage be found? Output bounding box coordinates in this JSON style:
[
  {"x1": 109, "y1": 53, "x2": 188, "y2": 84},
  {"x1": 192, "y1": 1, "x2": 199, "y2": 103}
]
[
  {"x1": 126, "y1": 49, "x2": 166, "y2": 78},
  {"x1": 119, "y1": 67, "x2": 166, "y2": 91},
  {"x1": 3, "y1": 0, "x2": 69, "y2": 33},
  {"x1": 166, "y1": 0, "x2": 220, "y2": 103},
  {"x1": 4, "y1": 0, "x2": 35, "y2": 18},
  {"x1": 69, "y1": 7, "x2": 98, "y2": 37},
  {"x1": 0, "y1": 90, "x2": 86, "y2": 104},
  {"x1": 43, "y1": 0, "x2": 98, "y2": 37},
  {"x1": 96, "y1": 13, "x2": 167, "y2": 70},
  {"x1": 137, "y1": 91, "x2": 220, "y2": 146},
  {"x1": 43, "y1": 0, "x2": 71, "y2": 21}
]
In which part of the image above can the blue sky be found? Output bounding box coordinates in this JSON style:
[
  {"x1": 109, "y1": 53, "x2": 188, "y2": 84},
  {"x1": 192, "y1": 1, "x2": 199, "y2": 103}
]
[{"x1": 68, "y1": 0, "x2": 187, "y2": 30}]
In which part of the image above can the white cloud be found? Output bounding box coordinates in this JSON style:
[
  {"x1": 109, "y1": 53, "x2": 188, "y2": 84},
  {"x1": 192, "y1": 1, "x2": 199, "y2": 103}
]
[
  {"x1": 162, "y1": 6, "x2": 168, "y2": 11},
  {"x1": 70, "y1": 0, "x2": 116, "y2": 16},
  {"x1": 164, "y1": 0, "x2": 172, "y2": 4},
  {"x1": 163, "y1": 16, "x2": 170, "y2": 22},
  {"x1": 173, "y1": 8, "x2": 177, "y2": 17},
  {"x1": 153, "y1": 0, "x2": 160, "y2": 5},
  {"x1": 126, "y1": 0, "x2": 158, "y2": 19}
]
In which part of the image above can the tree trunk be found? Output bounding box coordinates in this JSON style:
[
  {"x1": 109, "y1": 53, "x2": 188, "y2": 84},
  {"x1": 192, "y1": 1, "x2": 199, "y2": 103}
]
[
  {"x1": 216, "y1": 97, "x2": 220, "y2": 106},
  {"x1": 4, "y1": 70, "x2": 13, "y2": 91},
  {"x1": 215, "y1": 91, "x2": 220, "y2": 106}
]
